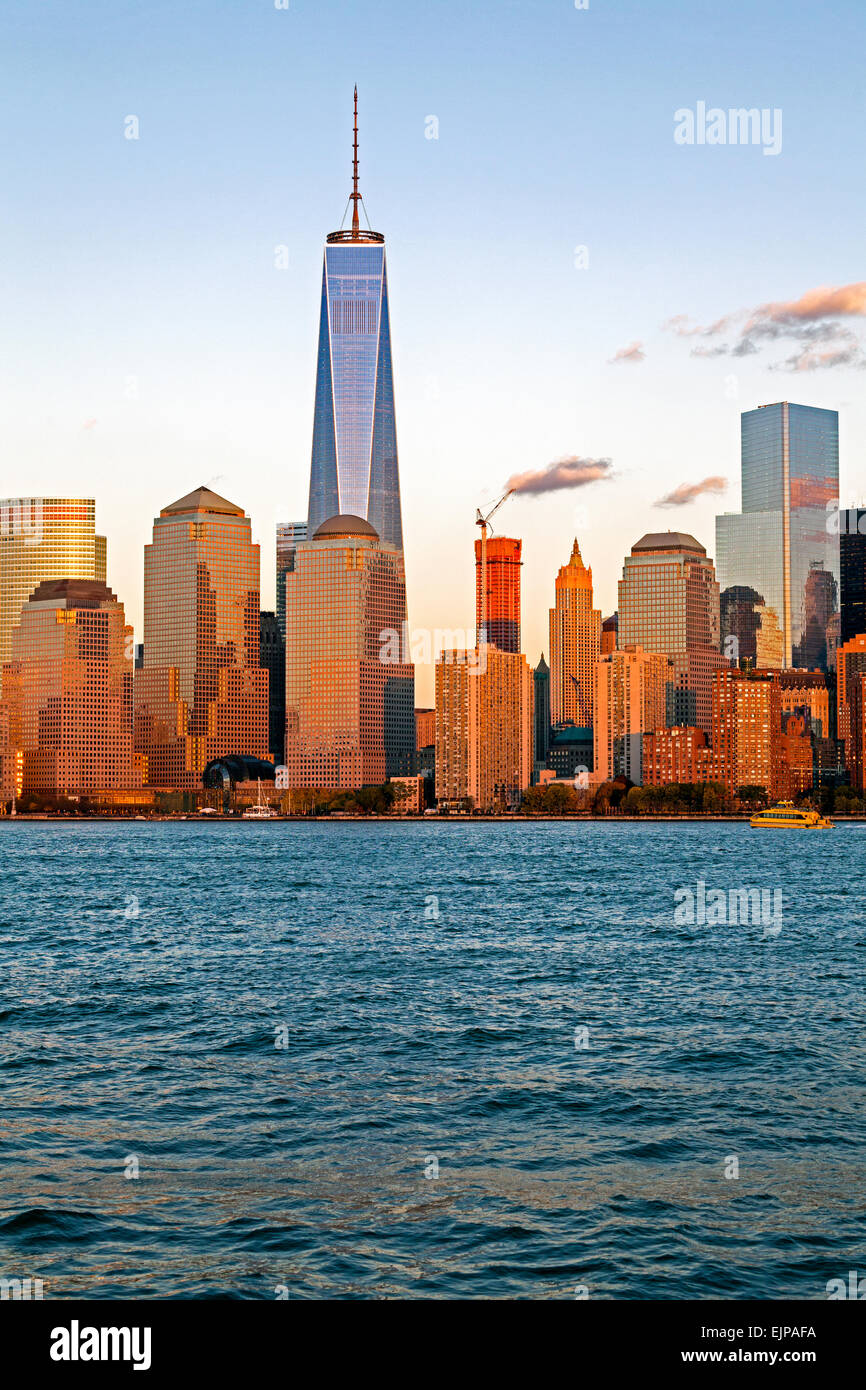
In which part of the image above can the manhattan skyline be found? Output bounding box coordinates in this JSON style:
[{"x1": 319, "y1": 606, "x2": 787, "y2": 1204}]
[{"x1": 1, "y1": 0, "x2": 864, "y2": 706}]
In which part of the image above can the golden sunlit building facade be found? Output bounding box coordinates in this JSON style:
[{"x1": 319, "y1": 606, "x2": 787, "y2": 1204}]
[
  {"x1": 134, "y1": 487, "x2": 269, "y2": 791},
  {"x1": 435, "y1": 657, "x2": 471, "y2": 806},
  {"x1": 779, "y1": 712, "x2": 814, "y2": 798},
  {"x1": 549, "y1": 539, "x2": 601, "y2": 727},
  {"x1": 837, "y1": 634, "x2": 866, "y2": 749},
  {"x1": 618, "y1": 532, "x2": 727, "y2": 736},
  {"x1": 593, "y1": 645, "x2": 670, "y2": 785},
  {"x1": 475, "y1": 536, "x2": 522, "y2": 653},
  {"x1": 0, "y1": 700, "x2": 18, "y2": 804},
  {"x1": 435, "y1": 645, "x2": 533, "y2": 811},
  {"x1": 2, "y1": 579, "x2": 141, "y2": 799},
  {"x1": 284, "y1": 515, "x2": 414, "y2": 788},
  {"x1": 0, "y1": 498, "x2": 106, "y2": 680},
  {"x1": 710, "y1": 669, "x2": 781, "y2": 798},
  {"x1": 642, "y1": 726, "x2": 710, "y2": 786}
]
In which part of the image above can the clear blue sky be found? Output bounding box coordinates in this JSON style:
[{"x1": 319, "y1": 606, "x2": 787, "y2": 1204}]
[{"x1": 1, "y1": 0, "x2": 864, "y2": 700}]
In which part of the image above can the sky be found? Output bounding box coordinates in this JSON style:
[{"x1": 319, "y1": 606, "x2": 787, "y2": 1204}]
[{"x1": 1, "y1": 0, "x2": 864, "y2": 704}]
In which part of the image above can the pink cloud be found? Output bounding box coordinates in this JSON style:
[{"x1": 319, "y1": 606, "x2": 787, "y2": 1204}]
[
  {"x1": 655, "y1": 476, "x2": 728, "y2": 508},
  {"x1": 664, "y1": 281, "x2": 866, "y2": 372},
  {"x1": 608, "y1": 340, "x2": 646, "y2": 364},
  {"x1": 506, "y1": 455, "x2": 614, "y2": 497}
]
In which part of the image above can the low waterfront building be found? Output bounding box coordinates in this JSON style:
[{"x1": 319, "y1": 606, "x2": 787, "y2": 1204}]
[{"x1": 642, "y1": 726, "x2": 710, "y2": 786}]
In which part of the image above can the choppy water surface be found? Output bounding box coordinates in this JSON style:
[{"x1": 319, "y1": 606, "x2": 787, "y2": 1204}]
[{"x1": 0, "y1": 820, "x2": 863, "y2": 1299}]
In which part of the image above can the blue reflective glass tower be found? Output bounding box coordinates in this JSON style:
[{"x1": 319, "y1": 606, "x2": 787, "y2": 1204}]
[
  {"x1": 307, "y1": 90, "x2": 403, "y2": 549},
  {"x1": 716, "y1": 403, "x2": 839, "y2": 670}
]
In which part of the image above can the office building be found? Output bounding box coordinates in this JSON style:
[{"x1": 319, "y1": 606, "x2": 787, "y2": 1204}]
[
  {"x1": 415, "y1": 708, "x2": 435, "y2": 750},
  {"x1": 434, "y1": 656, "x2": 472, "y2": 807},
  {"x1": 476, "y1": 535, "x2": 521, "y2": 651},
  {"x1": 716, "y1": 403, "x2": 839, "y2": 670},
  {"x1": 435, "y1": 645, "x2": 533, "y2": 811},
  {"x1": 533, "y1": 653, "x2": 551, "y2": 773},
  {"x1": 0, "y1": 700, "x2": 18, "y2": 803},
  {"x1": 260, "y1": 611, "x2": 285, "y2": 764},
  {"x1": 618, "y1": 532, "x2": 726, "y2": 735},
  {"x1": 134, "y1": 487, "x2": 269, "y2": 791},
  {"x1": 549, "y1": 539, "x2": 601, "y2": 727},
  {"x1": 710, "y1": 669, "x2": 781, "y2": 798},
  {"x1": 642, "y1": 727, "x2": 709, "y2": 786},
  {"x1": 771, "y1": 669, "x2": 830, "y2": 740},
  {"x1": 306, "y1": 91, "x2": 404, "y2": 549},
  {"x1": 593, "y1": 645, "x2": 670, "y2": 785},
  {"x1": 284, "y1": 515, "x2": 414, "y2": 788},
  {"x1": 3, "y1": 579, "x2": 142, "y2": 799},
  {"x1": 0, "y1": 497, "x2": 106, "y2": 677},
  {"x1": 600, "y1": 612, "x2": 618, "y2": 654},
  {"x1": 836, "y1": 633, "x2": 866, "y2": 781},
  {"x1": 548, "y1": 723, "x2": 593, "y2": 780},
  {"x1": 779, "y1": 711, "x2": 814, "y2": 798},
  {"x1": 276, "y1": 522, "x2": 308, "y2": 641},
  {"x1": 840, "y1": 509, "x2": 866, "y2": 646}
]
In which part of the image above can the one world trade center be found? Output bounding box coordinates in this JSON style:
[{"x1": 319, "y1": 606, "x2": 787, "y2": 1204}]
[{"x1": 306, "y1": 89, "x2": 403, "y2": 550}]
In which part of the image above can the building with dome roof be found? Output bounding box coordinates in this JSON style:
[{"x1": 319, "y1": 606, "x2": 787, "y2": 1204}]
[{"x1": 283, "y1": 514, "x2": 413, "y2": 788}]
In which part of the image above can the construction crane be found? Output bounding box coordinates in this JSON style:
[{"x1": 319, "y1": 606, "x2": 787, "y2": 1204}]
[{"x1": 475, "y1": 488, "x2": 514, "y2": 647}]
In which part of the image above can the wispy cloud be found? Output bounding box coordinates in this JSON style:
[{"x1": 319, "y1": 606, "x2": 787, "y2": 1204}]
[
  {"x1": 506, "y1": 456, "x2": 614, "y2": 497},
  {"x1": 655, "y1": 475, "x2": 728, "y2": 508},
  {"x1": 664, "y1": 282, "x2": 866, "y2": 371},
  {"x1": 608, "y1": 340, "x2": 645, "y2": 364}
]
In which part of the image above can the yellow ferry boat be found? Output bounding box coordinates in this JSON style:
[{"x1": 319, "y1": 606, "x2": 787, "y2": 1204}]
[{"x1": 750, "y1": 801, "x2": 833, "y2": 828}]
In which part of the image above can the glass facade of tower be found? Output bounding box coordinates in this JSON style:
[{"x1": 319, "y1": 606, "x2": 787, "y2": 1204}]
[
  {"x1": 618, "y1": 533, "x2": 726, "y2": 735},
  {"x1": 134, "y1": 488, "x2": 269, "y2": 791},
  {"x1": 3, "y1": 579, "x2": 142, "y2": 797},
  {"x1": 0, "y1": 498, "x2": 106, "y2": 679},
  {"x1": 284, "y1": 522, "x2": 414, "y2": 788},
  {"x1": 276, "y1": 521, "x2": 307, "y2": 641},
  {"x1": 716, "y1": 403, "x2": 839, "y2": 669},
  {"x1": 307, "y1": 244, "x2": 403, "y2": 548},
  {"x1": 840, "y1": 511, "x2": 866, "y2": 645}
]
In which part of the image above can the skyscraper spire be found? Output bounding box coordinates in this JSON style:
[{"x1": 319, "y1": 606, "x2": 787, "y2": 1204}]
[
  {"x1": 351, "y1": 85, "x2": 360, "y2": 238},
  {"x1": 313, "y1": 87, "x2": 400, "y2": 546}
]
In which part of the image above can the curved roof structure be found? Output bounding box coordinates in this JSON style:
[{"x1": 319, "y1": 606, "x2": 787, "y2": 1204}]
[
  {"x1": 631, "y1": 531, "x2": 705, "y2": 554},
  {"x1": 201, "y1": 755, "x2": 276, "y2": 788},
  {"x1": 313, "y1": 514, "x2": 379, "y2": 540}
]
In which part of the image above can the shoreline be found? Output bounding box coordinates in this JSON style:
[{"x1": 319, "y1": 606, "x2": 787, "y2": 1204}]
[{"x1": 1, "y1": 813, "x2": 861, "y2": 824}]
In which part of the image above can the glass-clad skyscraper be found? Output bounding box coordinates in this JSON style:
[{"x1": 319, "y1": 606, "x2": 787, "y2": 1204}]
[
  {"x1": 306, "y1": 96, "x2": 403, "y2": 548},
  {"x1": 716, "y1": 403, "x2": 839, "y2": 670},
  {"x1": 276, "y1": 521, "x2": 307, "y2": 641}
]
